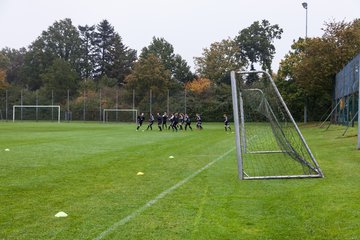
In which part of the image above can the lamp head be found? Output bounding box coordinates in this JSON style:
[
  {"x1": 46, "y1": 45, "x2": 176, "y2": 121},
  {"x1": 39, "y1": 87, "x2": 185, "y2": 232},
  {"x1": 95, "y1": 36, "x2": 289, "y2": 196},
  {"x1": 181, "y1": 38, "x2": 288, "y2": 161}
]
[{"x1": 302, "y1": 2, "x2": 308, "y2": 9}]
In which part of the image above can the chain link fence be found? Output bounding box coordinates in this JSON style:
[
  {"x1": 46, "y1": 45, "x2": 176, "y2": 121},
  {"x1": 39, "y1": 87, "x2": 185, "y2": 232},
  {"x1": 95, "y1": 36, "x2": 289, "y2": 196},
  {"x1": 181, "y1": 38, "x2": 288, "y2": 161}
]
[{"x1": 0, "y1": 85, "x2": 233, "y2": 123}]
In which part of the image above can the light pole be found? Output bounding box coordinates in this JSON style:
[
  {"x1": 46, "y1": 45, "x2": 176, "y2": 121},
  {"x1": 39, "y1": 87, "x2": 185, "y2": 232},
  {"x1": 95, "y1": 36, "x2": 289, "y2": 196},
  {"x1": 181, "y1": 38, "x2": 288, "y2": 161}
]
[
  {"x1": 302, "y1": 2, "x2": 308, "y2": 38},
  {"x1": 302, "y1": 2, "x2": 308, "y2": 124}
]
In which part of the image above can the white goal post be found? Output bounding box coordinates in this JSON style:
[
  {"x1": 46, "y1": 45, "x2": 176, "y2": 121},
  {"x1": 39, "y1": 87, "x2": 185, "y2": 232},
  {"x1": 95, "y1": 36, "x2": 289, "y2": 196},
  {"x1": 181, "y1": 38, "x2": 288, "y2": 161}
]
[
  {"x1": 102, "y1": 109, "x2": 138, "y2": 123},
  {"x1": 230, "y1": 70, "x2": 323, "y2": 180},
  {"x1": 12, "y1": 105, "x2": 61, "y2": 123},
  {"x1": 358, "y1": 61, "x2": 360, "y2": 149}
]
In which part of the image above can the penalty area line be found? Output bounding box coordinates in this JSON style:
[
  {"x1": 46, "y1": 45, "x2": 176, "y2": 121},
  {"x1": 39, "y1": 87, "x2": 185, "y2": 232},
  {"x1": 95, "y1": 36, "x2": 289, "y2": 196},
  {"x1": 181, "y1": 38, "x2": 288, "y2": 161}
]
[{"x1": 94, "y1": 147, "x2": 235, "y2": 240}]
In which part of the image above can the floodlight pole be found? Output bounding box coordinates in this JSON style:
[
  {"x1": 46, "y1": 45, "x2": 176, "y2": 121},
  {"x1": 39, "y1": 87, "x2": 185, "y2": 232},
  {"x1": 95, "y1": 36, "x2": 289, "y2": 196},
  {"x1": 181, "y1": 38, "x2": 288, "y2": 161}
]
[
  {"x1": 149, "y1": 89, "x2": 152, "y2": 114},
  {"x1": 5, "y1": 90, "x2": 8, "y2": 121},
  {"x1": 302, "y1": 2, "x2": 308, "y2": 124},
  {"x1": 302, "y1": 2, "x2": 308, "y2": 39}
]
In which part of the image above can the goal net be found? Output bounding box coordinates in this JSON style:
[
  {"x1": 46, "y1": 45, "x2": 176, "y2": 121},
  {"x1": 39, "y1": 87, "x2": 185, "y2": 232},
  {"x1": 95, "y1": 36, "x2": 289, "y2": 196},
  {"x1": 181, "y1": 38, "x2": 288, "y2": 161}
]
[
  {"x1": 12, "y1": 105, "x2": 61, "y2": 123},
  {"x1": 230, "y1": 70, "x2": 323, "y2": 180},
  {"x1": 102, "y1": 109, "x2": 138, "y2": 123}
]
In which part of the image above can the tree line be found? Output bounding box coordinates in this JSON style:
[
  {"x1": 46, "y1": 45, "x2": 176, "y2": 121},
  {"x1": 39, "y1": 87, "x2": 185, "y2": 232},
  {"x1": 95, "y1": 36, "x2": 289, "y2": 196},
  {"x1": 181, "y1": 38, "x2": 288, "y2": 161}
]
[{"x1": 1, "y1": 18, "x2": 359, "y2": 121}]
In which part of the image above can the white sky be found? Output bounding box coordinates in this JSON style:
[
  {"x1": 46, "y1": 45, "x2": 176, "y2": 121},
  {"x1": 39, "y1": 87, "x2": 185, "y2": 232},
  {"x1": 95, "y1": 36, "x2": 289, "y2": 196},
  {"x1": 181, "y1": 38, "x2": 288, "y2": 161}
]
[{"x1": 0, "y1": 0, "x2": 359, "y2": 71}]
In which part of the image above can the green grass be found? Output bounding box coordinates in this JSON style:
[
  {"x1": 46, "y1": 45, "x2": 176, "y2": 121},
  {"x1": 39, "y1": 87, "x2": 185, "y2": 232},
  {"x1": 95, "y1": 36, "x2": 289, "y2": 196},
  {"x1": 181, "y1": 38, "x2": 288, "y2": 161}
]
[{"x1": 0, "y1": 121, "x2": 360, "y2": 239}]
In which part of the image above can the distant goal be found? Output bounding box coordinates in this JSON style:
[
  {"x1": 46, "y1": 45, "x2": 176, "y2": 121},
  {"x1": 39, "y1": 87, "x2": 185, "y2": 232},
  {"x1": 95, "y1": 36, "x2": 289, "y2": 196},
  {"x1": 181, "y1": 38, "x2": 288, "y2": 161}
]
[
  {"x1": 102, "y1": 109, "x2": 138, "y2": 123},
  {"x1": 12, "y1": 105, "x2": 61, "y2": 123}
]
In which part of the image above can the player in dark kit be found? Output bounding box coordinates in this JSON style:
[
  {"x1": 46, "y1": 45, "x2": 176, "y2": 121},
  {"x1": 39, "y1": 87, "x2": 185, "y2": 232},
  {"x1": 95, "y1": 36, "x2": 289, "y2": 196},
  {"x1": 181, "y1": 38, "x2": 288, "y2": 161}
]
[
  {"x1": 224, "y1": 114, "x2": 231, "y2": 131},
  {"x1": 172, "y1": 113, "x2": 179, "y2": 132},
  {"x1": 184, "y1": 113, "x2": 192, "y2": 131},
  {"x1": 136, "y1": 113, "x2": 145, "y2": 130},
  {"x1": 157, "y1": 113, "x2": 162, "y2": 131},
  {"x1": 196, "y1": 113, "x2": 203, "y2": 130},
  {"x1": 178, "y1": 113, "x2": 184, "y2": 130},
  {"x1": 162, "y1": 112, "x2": 168, "y2": 130},
  {"x1": 168, "y1": 113, "x2": 174, "y2": 130},
  {"x1": 146, "y1": 113, "x2": 155, "y2": 130}
]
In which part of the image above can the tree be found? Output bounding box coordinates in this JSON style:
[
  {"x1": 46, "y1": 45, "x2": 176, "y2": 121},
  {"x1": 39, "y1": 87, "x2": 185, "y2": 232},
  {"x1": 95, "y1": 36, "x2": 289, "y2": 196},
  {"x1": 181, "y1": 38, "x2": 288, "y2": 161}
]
[
  {"x1": 109, "y1": 34, "x2": 137, "y2": 85},
  {"x1": 93, "y1": 20, "x2": 137, "y2": 85},
  {"x1": 0, "y1": 47, "x2": 26, "y2": 85},
  {"x1": 277, "y1": 19, "x2": 360, "y2": 121},
  {"x1": 93, "y1": 19, "x2": 116, "y2": 77},
  {"x1": 173, "y1": 54, "x2": 194, "y2": 83},
  {"x1": 0, "y1": 53, "x2": 8, "y2": 89},
  {"x1": 78, "y1": 24, "x2": 96, "y2": 79},
  {"x1": 235, "y1": 20, "x2": 283, "y2": 72},
  {"x1": 22, "y1": 18, "x2": 82, "y2": 90},
  {"x1": 0, "y1": 69, "x2": 6, "y2": 89},
  {"x1": 125, "y1": 54, "x2": 171, "y2": 109},
  {"x1": 194, "y1": 38, "x2": 243, "y2": 84},
  {"x1": 40, "y1": 58, "x2": 79, "y2": 103},
  {"x1": 185, "y1": 78, "x2": 211, "y2": 93},
  {"x1": 141, "y1": 37, "x2": 193, "y2": 83}
]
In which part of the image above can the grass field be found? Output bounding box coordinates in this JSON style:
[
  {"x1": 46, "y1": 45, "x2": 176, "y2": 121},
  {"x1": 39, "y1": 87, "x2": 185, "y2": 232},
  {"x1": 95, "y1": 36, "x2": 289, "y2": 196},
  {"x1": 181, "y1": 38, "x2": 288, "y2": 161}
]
[{"x1": 1, "y1": 121, "x2": 360, "y2": 239}]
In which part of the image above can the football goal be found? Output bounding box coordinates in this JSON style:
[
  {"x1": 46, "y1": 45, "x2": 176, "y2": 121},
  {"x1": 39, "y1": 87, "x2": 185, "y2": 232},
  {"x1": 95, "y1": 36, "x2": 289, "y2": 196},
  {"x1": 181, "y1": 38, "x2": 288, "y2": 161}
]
[
  {"x1": 12, "y1": 105, "x2": 61, "y2": 123},
  {"x1": 230, "y1": 70, "x2": 324, "y2": 180},
  {"x1": 102, "y1": 109, "x2": 138, "y2": 123}
]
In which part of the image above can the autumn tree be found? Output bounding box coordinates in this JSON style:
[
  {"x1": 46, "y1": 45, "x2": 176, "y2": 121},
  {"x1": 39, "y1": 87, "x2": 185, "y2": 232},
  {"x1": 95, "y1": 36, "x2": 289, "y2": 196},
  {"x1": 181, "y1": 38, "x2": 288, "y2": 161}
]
[
  {"x1": 125, "y1": 54, "x2": 171, "y2": 110},
  {"x1": 194, "y1": 38, "x2": 243, "y2": 84},
  {"x1": 0, "y1": 52, "x2": 9, "y2": 89},
  {"x1": 277, "y1": 19, "x2": 360, "y2": 120},
  {"x1": 0, "y1": 47, "x2": 26, "y2": 86},
  {"x1": 185, "y1": 78, "x2": 211, "y2": 93}
]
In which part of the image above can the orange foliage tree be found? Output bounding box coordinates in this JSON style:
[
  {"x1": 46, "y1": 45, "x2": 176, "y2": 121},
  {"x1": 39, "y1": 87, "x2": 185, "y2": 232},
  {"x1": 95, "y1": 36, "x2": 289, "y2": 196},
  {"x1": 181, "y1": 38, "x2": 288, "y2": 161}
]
[
  {"x1": 185, "y1": 78, "x2": 211, "y2": 94},
  {"x1": 0, "y1": 69, "x2": 8, "y2": 89}
]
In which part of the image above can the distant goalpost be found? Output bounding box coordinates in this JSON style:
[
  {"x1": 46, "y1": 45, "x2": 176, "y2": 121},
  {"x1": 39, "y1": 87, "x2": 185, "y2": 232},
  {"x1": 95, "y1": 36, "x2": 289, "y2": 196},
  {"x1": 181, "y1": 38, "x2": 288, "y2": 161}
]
[
  {"x1": 230, "y1": 70, "x2": 323, "y2": 180},
  {"x1": 12, "y1": 105, "x2": 61, "y2": 123},
  {"x1": 102, "y1": 109, "x2": 138, "y2": 123}
]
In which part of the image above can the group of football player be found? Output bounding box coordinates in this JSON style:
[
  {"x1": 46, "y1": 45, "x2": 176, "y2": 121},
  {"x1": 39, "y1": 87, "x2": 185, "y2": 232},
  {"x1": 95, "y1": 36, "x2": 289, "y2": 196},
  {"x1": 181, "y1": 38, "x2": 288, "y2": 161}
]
[{"x1": 136, "y1": 112, "x2": 231, "y2": 132}]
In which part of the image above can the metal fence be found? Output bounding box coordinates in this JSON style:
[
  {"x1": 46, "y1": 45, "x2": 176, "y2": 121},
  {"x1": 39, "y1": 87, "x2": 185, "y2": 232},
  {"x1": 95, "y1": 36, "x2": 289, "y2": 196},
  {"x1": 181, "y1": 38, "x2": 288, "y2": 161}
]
[{"x1": 0, "y1": 86, "x2": 233, "y2": 122}]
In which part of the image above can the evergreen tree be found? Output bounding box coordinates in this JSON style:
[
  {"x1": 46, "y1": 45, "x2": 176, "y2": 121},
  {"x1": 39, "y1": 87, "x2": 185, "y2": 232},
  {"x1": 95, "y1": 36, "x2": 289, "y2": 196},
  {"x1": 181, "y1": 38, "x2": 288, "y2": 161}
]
[
  {"x1": 93, "y1": 20, "x2": 137, "y2": 85},
  {"x1": 93, "y1": 19, "x2": 116, "y2": 77},
  {"x1": 78, "y1": 24, "x2": 96, "y2": 79}
]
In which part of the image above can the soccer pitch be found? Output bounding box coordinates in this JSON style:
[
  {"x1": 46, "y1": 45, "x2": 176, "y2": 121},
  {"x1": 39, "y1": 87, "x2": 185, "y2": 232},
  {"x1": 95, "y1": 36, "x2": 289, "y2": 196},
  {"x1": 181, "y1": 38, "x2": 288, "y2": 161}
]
[{"x1": 1, "y1": 122, "x2": 360, "y2": 239}]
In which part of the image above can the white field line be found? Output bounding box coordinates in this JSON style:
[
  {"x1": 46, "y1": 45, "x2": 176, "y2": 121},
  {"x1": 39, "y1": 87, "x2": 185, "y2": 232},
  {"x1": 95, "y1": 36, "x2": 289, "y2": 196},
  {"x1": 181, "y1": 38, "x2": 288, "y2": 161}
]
[{"x1": 94, "y1": 148, "x2": 235, "y2": 240}]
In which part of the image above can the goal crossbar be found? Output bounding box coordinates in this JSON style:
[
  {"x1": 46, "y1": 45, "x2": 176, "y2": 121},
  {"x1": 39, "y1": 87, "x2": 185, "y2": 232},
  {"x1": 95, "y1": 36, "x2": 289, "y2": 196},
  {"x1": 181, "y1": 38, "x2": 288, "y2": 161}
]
[{"x1": 12, "y1": 105, "x2": 61, "y2": 123}]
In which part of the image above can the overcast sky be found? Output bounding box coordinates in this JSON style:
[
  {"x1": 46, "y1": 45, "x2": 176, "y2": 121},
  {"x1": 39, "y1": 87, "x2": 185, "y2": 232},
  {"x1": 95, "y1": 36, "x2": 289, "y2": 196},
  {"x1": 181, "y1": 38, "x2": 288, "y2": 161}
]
[{"x1": 0, "y1": 0, "x2": 359, "y2": 71}]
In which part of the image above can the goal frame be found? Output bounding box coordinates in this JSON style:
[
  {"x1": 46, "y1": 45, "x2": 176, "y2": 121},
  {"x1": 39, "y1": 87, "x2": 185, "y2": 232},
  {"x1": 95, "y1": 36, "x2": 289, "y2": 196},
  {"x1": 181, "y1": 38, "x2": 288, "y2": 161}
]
[
  {"x1": 358, "y1": 61, "x2": 360, "y2": 149},
  {"x1": 230, "y1": 70, "x2": 323, "y2": 180},
  {"x1": 12, "y1": 105, "x2": 61, "y2": 123},
  {"x1": 102, "y1": 109, "x2": 138, "y2": 124}
]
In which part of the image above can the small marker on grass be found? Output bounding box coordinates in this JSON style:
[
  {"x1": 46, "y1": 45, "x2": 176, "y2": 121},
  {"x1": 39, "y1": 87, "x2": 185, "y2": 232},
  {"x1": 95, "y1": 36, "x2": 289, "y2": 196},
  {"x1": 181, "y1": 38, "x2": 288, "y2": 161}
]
[
  {"x1": 55, "y1": 211, "x2": 68, "y2": 217},
  {"x1": 137, "y1": 172, "x2": 144, "y2": 176},
  {"x1": 169, "y1": 156, "x2": 174, "y2": 159}
]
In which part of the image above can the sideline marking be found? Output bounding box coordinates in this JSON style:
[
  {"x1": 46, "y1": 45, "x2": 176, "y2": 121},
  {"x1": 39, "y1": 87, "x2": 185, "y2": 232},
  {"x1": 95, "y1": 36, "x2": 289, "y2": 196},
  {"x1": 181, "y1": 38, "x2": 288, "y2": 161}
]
[{"x1": 95, "y1": 148, "x2": 235, "y2": 240}]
